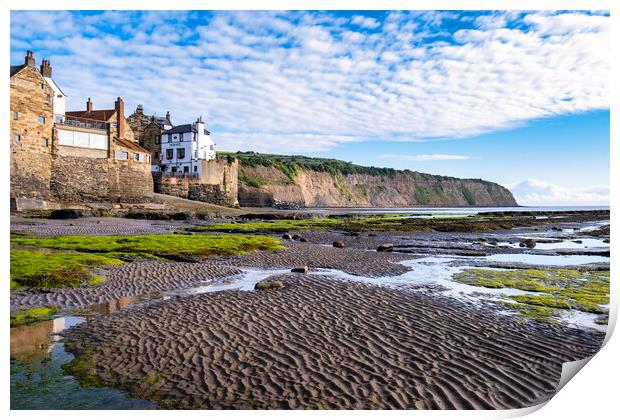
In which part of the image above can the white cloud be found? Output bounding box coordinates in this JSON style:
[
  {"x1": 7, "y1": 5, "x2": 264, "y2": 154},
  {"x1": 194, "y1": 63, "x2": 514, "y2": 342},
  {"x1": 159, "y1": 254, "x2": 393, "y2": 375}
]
[
  {"x1": 10, "y1": 11, "x2": 610, "y2": 154},
  {"x1": 351, "y1": 15, "x2": 380, "y2": 30},
  {"x1": 506, "y1": 179, "x2": 610, "y2": 206},
  {"x1": 380, "y1": 154, "x2": 470, "y2": 161}
]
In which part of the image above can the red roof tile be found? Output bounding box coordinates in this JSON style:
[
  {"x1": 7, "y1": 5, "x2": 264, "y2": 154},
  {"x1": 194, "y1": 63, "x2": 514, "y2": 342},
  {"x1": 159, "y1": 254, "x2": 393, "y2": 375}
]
[
  {"x1": 66, "y1": 109, "x2": 116, "y2": 121},
  {"x1": 115, "y1": 137, "x2": 150, "y2": 154}
]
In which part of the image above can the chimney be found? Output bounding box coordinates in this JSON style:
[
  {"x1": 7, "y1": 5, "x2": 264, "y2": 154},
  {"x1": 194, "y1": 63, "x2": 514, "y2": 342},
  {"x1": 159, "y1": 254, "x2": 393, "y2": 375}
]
[
  {"x1": 136, "y1": 104, "x2": 143, "y2": 115},
  {"x1": 165, "y1": 111, "x2": 170, "y2": 121},
  {"x1": 40, "y1": 59, "x2": 52, "y2": 78},
  {"x1": 115, "y1": 97, "x2": 126, "y2": 140},
  {"x1": 86, "y1": 97, "x2": 93, "y2": 112},
  {"x1": 25, "y1": 50, "x2": 35, "y2": 67}
]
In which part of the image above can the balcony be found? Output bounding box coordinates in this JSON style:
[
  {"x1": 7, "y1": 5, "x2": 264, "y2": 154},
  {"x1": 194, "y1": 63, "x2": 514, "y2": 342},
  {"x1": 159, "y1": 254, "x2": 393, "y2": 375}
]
[{"x1": 54, "y1": 114, "x2": 107, "y2": 131}]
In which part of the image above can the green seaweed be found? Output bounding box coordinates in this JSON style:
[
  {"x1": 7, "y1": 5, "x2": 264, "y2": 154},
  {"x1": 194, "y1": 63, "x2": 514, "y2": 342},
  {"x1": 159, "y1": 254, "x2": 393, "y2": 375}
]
[
  {"x1": 10, "y1": 250, "x2": 124, "y2": 288},
  {"x1": 454, "y1": 268, "x2": 610, "y2": 324},
  {"x1": 11, "y1": 234, "x2": 283, "y2": 259},
  {"x1": 10, "y1": 306, "x2": 57, "y2": 327}
]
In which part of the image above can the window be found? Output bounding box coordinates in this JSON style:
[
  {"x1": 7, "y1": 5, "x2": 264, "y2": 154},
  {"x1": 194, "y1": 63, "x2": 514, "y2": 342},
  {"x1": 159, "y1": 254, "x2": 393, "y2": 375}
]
[
  {"x1": 134, "y1": 153, "x2": 140, "y2": 161},
  {"x1": 147, "y1": 155, "x2": 151, "y2": 163},
  {"x1": 183, "y1": 166, "x2": 189, "y2": 173},
  {"x1": 14, "y1": 135, "x2": 21, "y2": 142},
  {"x1": 210, "y1": 145, "x2": 215, "y2": 150},
  {"x1": 46, "y1": 94, "x2": 52, "y2": 102},
  {"x1": 39, "y1": 83, "x2": 44, "y2": 90},
  {"x1": 41, "y1": 138, "x2": 49, "y2": 147},
  {"x1": 168, "y1": 134, "x2": 172, "y2": 143},
  {"x1": 177, "y1": 148, "x2": 185, "y2": 159},
  {"x1": 166, "y1": 149, "x2": 173, "y2": 160},
  {"x1": 38, "y1": 116, "x2": 46, "y2": 124},
  {"x1": 171, "y1": 167, "x2": 177, "y2": 173},
  {"x1": 13, "y1": 111, "x2": 18, "y2": 120},
  {"x1": 115, "y1": 150, "x2": 128, "y2": 160},
  {"x1": 155, "y1": 136, "x2": 160, "y2": 144},
  {"x1": 194, "y1": 166, "x2": 198, "y2": 172},
  {"x1": 194, "y1": 150, "x2": 198, "y2": 158}
]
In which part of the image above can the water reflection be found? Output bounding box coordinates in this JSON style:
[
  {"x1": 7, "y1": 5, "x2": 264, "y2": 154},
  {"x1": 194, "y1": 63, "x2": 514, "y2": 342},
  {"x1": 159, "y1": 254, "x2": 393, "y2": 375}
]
[{"x1": 11, "y1": 309, "x2": 156, "y2": 409}]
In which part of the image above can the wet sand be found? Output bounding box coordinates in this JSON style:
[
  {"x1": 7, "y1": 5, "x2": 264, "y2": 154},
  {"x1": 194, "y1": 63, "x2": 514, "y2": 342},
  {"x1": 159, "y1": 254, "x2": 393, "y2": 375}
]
[
  {"x1": 11, "y1": 214, "x2": 609, "y2": 410},
  {"x1": 64, "y1": 274, "x2": 603, "y2": 409},
  {"x1": 10, "y1": 262, "x2": 240, "y2": 311}
]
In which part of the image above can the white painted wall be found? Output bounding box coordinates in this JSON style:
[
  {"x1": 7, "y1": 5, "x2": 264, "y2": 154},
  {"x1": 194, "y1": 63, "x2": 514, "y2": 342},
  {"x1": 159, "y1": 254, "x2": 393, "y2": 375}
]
[
  {"x1": 44, "y1": 77, "x2": 66, "y2": 116},
  {"x1": 160, "y1": 119, "x2": 216, "y2": 176}
]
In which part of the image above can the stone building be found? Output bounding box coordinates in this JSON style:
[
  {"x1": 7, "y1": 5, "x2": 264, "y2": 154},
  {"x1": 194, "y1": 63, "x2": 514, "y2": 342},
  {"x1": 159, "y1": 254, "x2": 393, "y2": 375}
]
[
  {"x1": 10, "y1": 50, "x2": 56, "y2": 202},
  {"x1": 127, "y1": 105, "x2": 172, "y2": 171},
  {"x1": 10, "y1": 51, "x2": 154, "y2": 209}
]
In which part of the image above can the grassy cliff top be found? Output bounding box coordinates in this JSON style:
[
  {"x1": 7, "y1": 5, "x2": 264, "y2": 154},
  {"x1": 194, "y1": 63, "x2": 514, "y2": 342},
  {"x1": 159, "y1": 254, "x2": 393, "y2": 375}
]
[{"x1": 218, "y1": 151, "x2": 496, "y2": 185}]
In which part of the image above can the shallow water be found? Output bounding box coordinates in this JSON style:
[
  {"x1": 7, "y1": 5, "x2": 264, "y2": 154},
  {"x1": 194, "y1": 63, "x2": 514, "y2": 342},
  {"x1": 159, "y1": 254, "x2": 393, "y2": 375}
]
[
  {"x1": 10, "y1": 315, "x2": 155, "y2": 409},
  {"x1": 484, "y1": 253, "x2": 609, "y2": 266},
  {"x1": 285, "y1": 205, "x2": 609, "y2": 216},
  {"x1": 174, "y1": 256, "x2": 606, "y2": 332}
]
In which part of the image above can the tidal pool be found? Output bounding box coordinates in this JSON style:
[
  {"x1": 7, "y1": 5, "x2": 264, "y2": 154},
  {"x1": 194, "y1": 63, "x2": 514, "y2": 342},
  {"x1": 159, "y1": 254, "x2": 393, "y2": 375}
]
[{"x1": 11, "y1": 314, "x2": 156, "y2": 409}]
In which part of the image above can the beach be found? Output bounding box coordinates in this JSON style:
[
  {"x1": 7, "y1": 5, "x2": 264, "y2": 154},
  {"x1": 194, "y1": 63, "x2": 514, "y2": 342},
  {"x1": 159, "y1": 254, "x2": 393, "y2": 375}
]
[{"x1": 10, "y1": 209, "x2": 610, "y2": 409}]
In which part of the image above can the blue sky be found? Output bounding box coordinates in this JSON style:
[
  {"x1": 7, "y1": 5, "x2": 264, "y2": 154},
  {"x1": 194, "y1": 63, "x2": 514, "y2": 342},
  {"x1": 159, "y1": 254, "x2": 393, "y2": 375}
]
[{"x1": 10, "y1": 10, "x2": 609, "y2": 205}]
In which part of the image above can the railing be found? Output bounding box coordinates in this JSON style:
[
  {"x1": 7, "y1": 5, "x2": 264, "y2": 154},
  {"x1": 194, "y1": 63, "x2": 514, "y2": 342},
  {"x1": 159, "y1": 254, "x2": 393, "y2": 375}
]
[{"x1": 54, "y1": 114, "x2": 107, "y2": 131}]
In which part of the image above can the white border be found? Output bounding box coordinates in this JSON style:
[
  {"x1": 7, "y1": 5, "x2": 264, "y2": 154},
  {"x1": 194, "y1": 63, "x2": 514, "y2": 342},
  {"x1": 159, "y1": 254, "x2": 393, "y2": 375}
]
[{"x1": 3, "y1": 1, "x2": 616, "y2": 419}]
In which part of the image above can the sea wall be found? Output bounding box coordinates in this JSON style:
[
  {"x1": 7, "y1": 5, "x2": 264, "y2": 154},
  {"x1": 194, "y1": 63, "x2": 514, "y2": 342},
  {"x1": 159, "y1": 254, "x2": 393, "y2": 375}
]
[
  {"x1": 153, "y1": 158, "x2": 239, "y2": 207},
  {"x1": 50, "y1": 156, "x2": 154, "y2": 204},
  {"x1": 238, "y1": 165, "x2": 517, "y2": 208}
]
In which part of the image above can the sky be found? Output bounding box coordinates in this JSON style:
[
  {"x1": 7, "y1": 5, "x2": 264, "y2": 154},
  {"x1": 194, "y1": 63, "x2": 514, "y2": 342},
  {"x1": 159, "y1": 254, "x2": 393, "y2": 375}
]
[{"x1": 10, "y1": 10, "x2": 610, "y2": 205}]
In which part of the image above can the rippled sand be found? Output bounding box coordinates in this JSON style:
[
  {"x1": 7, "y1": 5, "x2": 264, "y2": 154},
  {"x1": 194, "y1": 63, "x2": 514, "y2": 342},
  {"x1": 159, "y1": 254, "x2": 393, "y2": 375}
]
[{"x1": 64, "y1": 274, "x2": 603, "y2": 409}]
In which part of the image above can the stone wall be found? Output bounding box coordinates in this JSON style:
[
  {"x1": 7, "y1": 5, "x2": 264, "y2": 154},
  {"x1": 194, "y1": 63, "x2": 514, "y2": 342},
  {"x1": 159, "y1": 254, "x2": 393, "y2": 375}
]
[
  {"x1": 50, "y1": 156, "x2": 154, "y2": 204},
  {"x1": 10, "y1": 65, "x2": 55, "y2": 200},
  {"x1": 108, "y1": 159, "x2": 154, "y2": 203},
  {"x1": 50, "y1": 156, "x2": 110, "y2": 202},
  {"x1": 153, "y1": 157, "x2": 239, "y2": 207}
]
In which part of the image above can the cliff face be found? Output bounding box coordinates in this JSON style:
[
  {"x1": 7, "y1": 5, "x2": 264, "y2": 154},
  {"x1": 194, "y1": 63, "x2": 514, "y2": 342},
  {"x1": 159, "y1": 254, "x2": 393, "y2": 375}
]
[{"x1": 237, "y1": 163, "x2": 517, "y2": 208}]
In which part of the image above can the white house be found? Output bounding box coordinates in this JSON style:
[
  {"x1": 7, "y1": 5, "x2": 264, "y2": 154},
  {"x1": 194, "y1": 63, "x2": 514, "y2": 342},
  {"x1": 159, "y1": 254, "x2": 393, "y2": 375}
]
[
  {"x1": 40, "y1": 59, "x2": 66, "y2": 116},
  {"x1": 159, "y1": 117, "x2": 216, "y2": 176}
]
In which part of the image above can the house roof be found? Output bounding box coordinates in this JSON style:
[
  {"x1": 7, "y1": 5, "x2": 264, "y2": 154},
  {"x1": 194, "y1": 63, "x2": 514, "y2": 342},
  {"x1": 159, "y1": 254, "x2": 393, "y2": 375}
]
[
  {"x1": 116, "y1": 137, "x2": 150, "y2": 154},
  {"x1": 66, "y1": 109, "x2": 116, "y2": 121},
  {"x1": 161, "y1": 124, "x2": 197, "y2": 135},
  {"x1": 10, "y1": 65, "x2": 26, "y2": 77},
  {"x1": 154, "y1": 115, "x2": 172, "y2": 128}
]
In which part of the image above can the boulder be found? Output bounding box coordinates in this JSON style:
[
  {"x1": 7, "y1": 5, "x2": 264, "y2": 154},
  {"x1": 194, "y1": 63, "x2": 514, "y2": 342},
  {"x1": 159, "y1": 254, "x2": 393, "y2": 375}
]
[
  {"x1": 254, "y1": 279, "x2": 285, "y2": 290},
  {"x1": 282, "y1": 234, "x2": 293, "y2": 240},
  {"x1": 291, "y1": 265, "x2": 309, "y2": 274},
  {"x1": 49, "y1": 209, "x2": 92, "y2": 219},
  {"x1": 377, "y1": 243, "x2": 394, "y2": 252},
  {"x1": 292, "y1": 234, "x2": 300, "y2": 240},
  {"x1": 520, "y1": 239, "x2": 537, "y2": 248},
  {"x1": 333, "y1": 241, "x2": 345, "y2": 248},
  {"x1": 299, "y1": 237, "x2": 308, "y2": 242}
]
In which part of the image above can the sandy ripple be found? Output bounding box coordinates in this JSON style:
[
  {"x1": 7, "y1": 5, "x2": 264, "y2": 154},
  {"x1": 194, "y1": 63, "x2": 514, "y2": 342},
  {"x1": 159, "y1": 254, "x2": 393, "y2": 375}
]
[
  {"x1": 224, "y1": 242, "x2": 413, "y2": 277},
  {"x1": 64, "y1": 275, "x2": 603, "y2": 409},
  {"x1": 10, "y1": 261, "x2": 241, "y2": 311}
]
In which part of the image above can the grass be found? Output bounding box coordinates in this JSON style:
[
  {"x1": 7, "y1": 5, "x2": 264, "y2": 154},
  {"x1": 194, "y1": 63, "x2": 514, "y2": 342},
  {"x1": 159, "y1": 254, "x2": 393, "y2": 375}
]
[
  {"x1": 10, "y1": 306, "x2": 57, "y2": 327},
  {"x1": 454, "y1": 268, "x2": 610, "y2": 323},
  {"x1": 11, "y1": 234, "x2": 283, "y2": 289},
  {"x1": 10, "y1": 250, "x2": 124, "y2": 289}
]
